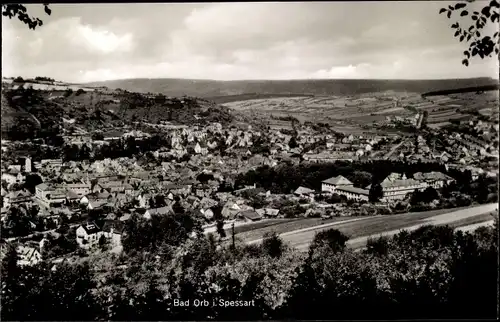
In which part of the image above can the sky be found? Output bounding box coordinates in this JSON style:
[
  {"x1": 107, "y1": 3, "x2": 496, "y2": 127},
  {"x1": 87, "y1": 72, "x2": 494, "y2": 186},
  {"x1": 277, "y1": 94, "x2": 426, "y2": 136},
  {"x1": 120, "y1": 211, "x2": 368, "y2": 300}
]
[{"x1": 2, "y1": 2, "x2": 499, "y2": 83}]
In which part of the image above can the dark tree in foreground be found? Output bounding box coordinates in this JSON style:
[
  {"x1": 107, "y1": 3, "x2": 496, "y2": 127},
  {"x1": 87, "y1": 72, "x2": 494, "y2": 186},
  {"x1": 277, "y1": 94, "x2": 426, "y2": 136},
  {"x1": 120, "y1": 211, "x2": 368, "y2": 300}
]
[
  {"x1": 309, "y1": 229, "x2": 349, "y2": 255},
  {"x1": 261, "y1": 232, "x2": 284, "y2": 258},
  {"x1": 369, "y1": 183, "x2": 384, "y2": 203},
  {"x1": 439, "y1": 0, "x2": 500, "y2": 66},
  {"x1": 2, "y1": 4, "x2": 51, "y2": 30}
]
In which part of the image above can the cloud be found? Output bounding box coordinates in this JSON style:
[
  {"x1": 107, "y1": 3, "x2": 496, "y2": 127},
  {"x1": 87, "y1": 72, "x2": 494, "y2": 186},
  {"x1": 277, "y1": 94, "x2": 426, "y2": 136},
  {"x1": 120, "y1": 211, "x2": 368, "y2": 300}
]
[
  {"x1": 1, "y1": 2, "x2": 498, "y2": 82},
  {"x1": 75, "y1": 23, "x2": 134, "y2": 54}
]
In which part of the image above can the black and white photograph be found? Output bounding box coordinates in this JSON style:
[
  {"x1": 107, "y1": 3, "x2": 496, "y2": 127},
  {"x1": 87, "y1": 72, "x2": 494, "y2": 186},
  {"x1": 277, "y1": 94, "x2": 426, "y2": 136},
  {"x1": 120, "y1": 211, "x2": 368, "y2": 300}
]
[{"x1": 1, "y1": 1, "x2": 499, "y2": 321}]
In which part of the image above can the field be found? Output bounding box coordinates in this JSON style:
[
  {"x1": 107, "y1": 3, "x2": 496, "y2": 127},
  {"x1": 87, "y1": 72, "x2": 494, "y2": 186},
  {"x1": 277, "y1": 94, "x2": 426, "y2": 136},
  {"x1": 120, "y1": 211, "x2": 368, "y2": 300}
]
[
  {"x1": 236, "y1": 216, "x2": 359, "y2": 242},
  {"x1": 241, "y1": 205, "x2": 493, "y2": 244},
  {"x1": 295, "y1": 207, "x2": 473, "y2": 240},
  {"x1": 229, "y1": 218, "x2": 301, "y2": 235},
  {"x1": 428, "y1": 122, "x2": 452, "y2": 129},
  {"x1": 223, "y1": 94, "x2": 415, "y2": 131},
  {"x1": 444, "y1": 211, "x2": 497, "y2": 228}
]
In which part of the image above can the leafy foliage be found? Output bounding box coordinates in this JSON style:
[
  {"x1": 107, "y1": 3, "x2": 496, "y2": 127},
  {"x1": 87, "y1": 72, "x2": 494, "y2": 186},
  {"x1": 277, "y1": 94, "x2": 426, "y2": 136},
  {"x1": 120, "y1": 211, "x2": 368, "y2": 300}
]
[
  {"x1": 1, "y1": 223, "x2": 498, "y2": 320},
  {"x1": 369, "y1": 182, "x2": 384, "y2": 203},
  {"x1": 440, "y1": 0, "x2": 500, "y2": 66},
  {"x1": 2, "y1": 4, "x2": 51, "y2": 30}
]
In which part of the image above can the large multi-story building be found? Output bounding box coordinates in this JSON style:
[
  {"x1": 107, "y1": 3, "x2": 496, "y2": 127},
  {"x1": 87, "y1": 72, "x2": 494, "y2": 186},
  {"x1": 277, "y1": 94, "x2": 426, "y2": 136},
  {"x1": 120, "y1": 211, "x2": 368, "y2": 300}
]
[
  {"x1": 412, "y1": 171, "x2": 454, "y2": 189},
  {"x1": 35, "y1": 183, "x2": 66, "y2": 208},
  {"x1": 335, "y1": 186, "x2": 370, "y2": 202},
  {"x1": 67, "y1": 182, "x2": 91, "y2": 196},
  {"x1": 321, "y1": 175, "x2": 354, "y2": 193},
  {"x1": 367, "y1": 173, "x2": 427, "y2": 202}
]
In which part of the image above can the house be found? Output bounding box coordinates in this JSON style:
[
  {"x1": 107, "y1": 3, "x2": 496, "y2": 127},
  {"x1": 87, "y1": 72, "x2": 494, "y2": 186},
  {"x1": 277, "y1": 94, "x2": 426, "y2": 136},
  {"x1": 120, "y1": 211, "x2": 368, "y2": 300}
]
[
  {"x1": 200, "y1": 208, "x2": 214, "y2": 220},
  {"x1": 65, "y1": 189, "x2": 81, "y2": 204},
  {"x1": 193, "y1": 184, "x2": 212, "y2": 198},
  {"x1": 35, "y1": 184, "x2": 66, "y2": 207},
  {"x1": 165, "y1": 184, "x2": 191, "y2": 196},
  {"x1": 3, "y1": 190, "x2": 33, "y2": 208},
  {"x1": 321, "y1": 175, "x2": 353, "y2": 193},
  {"x1": 368, "y1": 173, "x2": 428, "y2": 202},
  {"x1": 87, "y1": 199, "x2": 109, "y2": 210},
  {"x1": 76, "y1": 222, "x2": 102, "y2": 249},
  {"x1": 67, "y1": 182, "x2": 91, "y2": 196},
  {"x1": 239, "y1": 210, "x2": 263, "y2": 221},
  {"x1": 35, "y1": 183, "x2": 54, "y2": 200},
  {"x1": 40, "y1": 159, "x2": 63, "y2": 171},
  {"x1": 335, "y1": 186, "x2": 370, "y2": 202},
  {"x1": 256, "y1": 208, "x2": 280, "y2": 218},
  {"x1": 294, "y1": 186, "x2": 315, "y2": 196},
  {"x1": 102, "y1": 130, "x2": 125, "y2": 141},
  {"x1": 221, "y1": 201, "x2": 242, "y2": 218},
  {"x1": 1, "y1": 168, "x2": 24, "y2": 186},
  {"x1": 119, "y1": 213, "x2": 132, "y2": 221},
  {"x1": 143, "y1": 206, "x2": 172, "y2": 219},
  {"x1": 98, "y1": 181, "x2": 134, "y2": 194},
  {"x1": 136, "y1": 192, "x2": 152, "y2": 208},
  {"x1": 108, "y1": 193, "x2": 130, "y2": 209},
  {"x1": 16, "y1": 245, "x2": 42, "y2": 266},
  {"x1": 413, "y1": 171, "x2": 454, "y2": 188},
  {"x1": 101, "y1": 220, "x2": 125, "y2": 248}
]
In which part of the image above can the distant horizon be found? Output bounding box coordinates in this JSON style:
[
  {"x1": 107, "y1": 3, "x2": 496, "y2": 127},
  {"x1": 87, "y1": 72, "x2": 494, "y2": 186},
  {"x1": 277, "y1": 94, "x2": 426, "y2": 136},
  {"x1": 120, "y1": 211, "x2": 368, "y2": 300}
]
[{"x1": 4, "y1": 75, "x2": 499, "y2": 85}]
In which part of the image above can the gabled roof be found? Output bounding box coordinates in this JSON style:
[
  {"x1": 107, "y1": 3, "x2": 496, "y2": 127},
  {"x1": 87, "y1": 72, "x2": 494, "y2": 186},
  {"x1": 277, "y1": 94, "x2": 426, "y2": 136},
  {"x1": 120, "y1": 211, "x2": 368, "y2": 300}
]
[
  {"x1": 380, "y1": 178, "x2": 422, "y2": 188},
  {"x1": 265, "y1": 208, "x2": 280, "y2": 216},
  {"x1": 294, "y1": 186, "x2": 315, "y2": 195},
  {"x1": 413, "y1": 171, "x2": 453, "y2": 181},
  {"x1": 88, "y1": 200, "x2": 108, "y2": 209},
  {"x1": 66, "y1": 189, "x2": 80, "y2": 200},
  {"x1": 240, "y1": 210, "x2": 262, "y2": 220},
  {"x1": 102, "y1": 130, "x2": 125, "y2": 139},
  {"x1": 103, "y1": 181, "x2": 133, "y2": 190},
  {"x1": 80, "y1": 222, "x2": 101, "y2": 235},
  {"x1": 101, "y1": 220, "x2": 125, "y2": 234},
  {"x1": 146, "y1": 206, "x2": 172, "y2": 216},
  {"x1": 35, "y1": 183, "x2": 50, "y2": 191},
  {"x1": 336, "y1": 185, "x2": 370, "y2": 196},
  {"x1": 16, "y1": 245, "x2": 41, "y2": 262},
  {"x1": 6, "y1": 190, "x2": 32, "y2": 199},
  {"x1": 322, "y1": 175, "x2": 353, "y2": 186}
]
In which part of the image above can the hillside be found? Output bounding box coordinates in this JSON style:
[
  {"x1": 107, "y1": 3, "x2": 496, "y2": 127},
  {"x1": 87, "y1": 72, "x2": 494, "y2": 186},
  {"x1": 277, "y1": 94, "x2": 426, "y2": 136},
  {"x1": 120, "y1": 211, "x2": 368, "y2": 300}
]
[
  {"x1": 422, "y1": 84, "x2": 500, "y2": 97},
  {"x1": 86, "y1": 77, "x2": 498, "y2": 99},
  {"x1": 1, "y1": 82, "x2": 235, "y2": 141}
]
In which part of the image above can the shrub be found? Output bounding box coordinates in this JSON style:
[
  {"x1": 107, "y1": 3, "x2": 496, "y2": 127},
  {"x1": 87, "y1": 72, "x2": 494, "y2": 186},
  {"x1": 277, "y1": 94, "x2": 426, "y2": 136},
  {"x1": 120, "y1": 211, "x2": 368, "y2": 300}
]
[{"x1": 63, "y1": 88, "x2": 73, "y2": 97}]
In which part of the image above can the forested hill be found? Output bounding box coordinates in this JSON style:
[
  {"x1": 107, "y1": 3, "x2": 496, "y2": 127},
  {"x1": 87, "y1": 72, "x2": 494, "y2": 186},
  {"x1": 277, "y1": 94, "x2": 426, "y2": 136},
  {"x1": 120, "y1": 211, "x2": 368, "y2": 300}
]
[
  {"x1": 86, "y1": 77, "x2": 498, "y2": 98},
  {"x1": 421, "y1": 84, "x2": 500, "y2": 97}
]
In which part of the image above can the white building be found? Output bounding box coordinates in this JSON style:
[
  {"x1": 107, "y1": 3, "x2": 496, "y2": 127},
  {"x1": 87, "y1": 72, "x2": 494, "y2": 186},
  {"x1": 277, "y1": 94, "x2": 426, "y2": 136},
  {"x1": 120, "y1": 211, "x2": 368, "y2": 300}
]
[
  {"x1": 321, "y1": 175, "x2": 353, "y2": 193},
  {"x1": 335, "y1": 186, "x2": 369, "y2": 202},
  {"x1": 368, "y1": 173, "x2": 428, "y2": 202},
  {"x1": 143, "y1": 206, "x2": 172, "y2": 220},
  {"x1": 76, "y1": 222, "x2": 102, "y2": 249},
  {"x1": 16, "y1": 245, "x2": 42, "y2": 266},
  {"x1": 413, "y1": 171, "x2": 454, "y2": 189},
  {"x1": 67, "y1": 182, "x2": 91, "y2": 196}
]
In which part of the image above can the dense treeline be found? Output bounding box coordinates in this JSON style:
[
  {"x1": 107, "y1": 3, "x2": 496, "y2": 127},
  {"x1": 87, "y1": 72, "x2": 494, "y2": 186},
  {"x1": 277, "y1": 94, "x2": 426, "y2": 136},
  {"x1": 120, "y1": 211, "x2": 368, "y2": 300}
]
[
  {"x1": 235, "y1": 160, "x2": 455, "y2": 193},
  {"x1": 2, "y1": 222, "x2": 497, "y2": 320},
  {"x1": 421, "y1": 84, "x2": 500, "y2": 97},
  {"x1": 62, "y1": 135, "x2": 172, "y2": 162}
]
